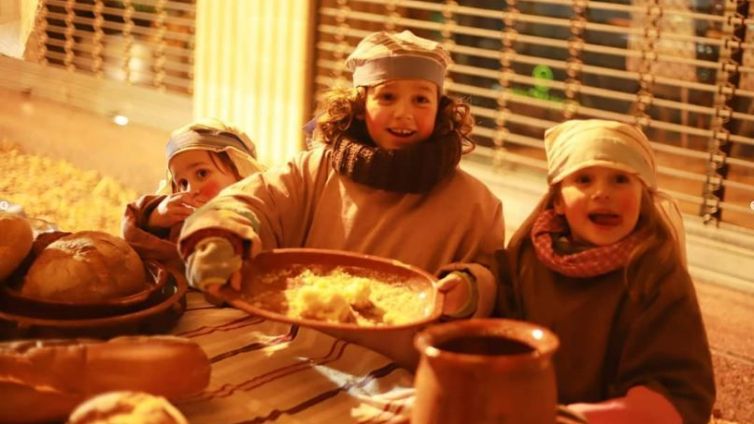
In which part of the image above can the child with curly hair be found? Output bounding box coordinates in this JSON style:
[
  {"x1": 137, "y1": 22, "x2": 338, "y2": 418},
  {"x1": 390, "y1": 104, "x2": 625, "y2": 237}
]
[{"x1": 177, "y1": 31, "x2": 505, "y2": 367}]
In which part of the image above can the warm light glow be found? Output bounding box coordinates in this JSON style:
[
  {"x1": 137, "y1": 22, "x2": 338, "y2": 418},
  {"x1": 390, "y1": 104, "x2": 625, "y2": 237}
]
[
  {"x1": 532, "y1": 329, "x2": 544, "y2": 340},
  {"x1": 194, "y1": 0, "x2": 312, "y2": 168},
  {"x1": 113, "y1": 114, "x2": 129, "y2": 126}
]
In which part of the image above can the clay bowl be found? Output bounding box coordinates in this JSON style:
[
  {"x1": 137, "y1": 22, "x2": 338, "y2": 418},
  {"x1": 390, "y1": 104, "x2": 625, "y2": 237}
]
[
  {"x1": 215, "y1": 248, "x2": 444, "y2": 369},
  {"x1": 0, "y1": 265, "x2": 187, "y2": 340},
  {"x1": 0, "y1": 261, "x2": 169, "y2": 320}
]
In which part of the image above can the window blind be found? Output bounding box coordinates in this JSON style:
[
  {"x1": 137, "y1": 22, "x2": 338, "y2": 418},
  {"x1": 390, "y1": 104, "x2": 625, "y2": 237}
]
[
  {"x1": 31, "y1": 0, "x2": 195, "y2": 94},
  {"x1": 312, "y1": 0, "x2": 754, "y2": 230}
]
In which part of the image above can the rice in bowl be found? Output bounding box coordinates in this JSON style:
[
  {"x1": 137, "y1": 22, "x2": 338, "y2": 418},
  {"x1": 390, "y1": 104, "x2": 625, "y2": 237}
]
[{"x1": 244, "y1": 266, "x2": 431, "y2": 326}]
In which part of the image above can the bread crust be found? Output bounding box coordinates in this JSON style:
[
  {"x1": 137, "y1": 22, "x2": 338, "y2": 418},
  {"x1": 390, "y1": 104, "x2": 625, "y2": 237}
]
[
  {"x1": 0, "y1": 336, "x2": 210, "y2": 423},
  {"x1": 0, "y1": 213, "x2": 34, "y2": 281},
  {"x1": 22, "y1": 231, "x2": 147, "y2": 302},
  {"x1": 68, "y1": 391, "x2": 189, "y2": 424}
]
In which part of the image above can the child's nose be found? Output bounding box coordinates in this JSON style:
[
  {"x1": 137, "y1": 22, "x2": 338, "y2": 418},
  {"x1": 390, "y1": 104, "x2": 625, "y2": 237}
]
[
  {"x1": 591, "y1": 180, "x2": 610, "y2": 199},
  {"x1": 394, "y1": 99, "x2": 413, "y2": 118}
]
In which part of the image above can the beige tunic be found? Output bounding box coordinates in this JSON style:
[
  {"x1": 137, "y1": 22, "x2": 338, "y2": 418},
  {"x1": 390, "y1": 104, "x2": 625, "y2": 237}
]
[{"x1": 180, "y1": 146, "x2": 505, "y2": 306}]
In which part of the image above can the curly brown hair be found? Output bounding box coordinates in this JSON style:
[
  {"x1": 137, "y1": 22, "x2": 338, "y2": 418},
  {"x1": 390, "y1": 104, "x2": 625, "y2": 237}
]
[{"x1": 312, "y1": 86, "x2": 476, "y2": 153}]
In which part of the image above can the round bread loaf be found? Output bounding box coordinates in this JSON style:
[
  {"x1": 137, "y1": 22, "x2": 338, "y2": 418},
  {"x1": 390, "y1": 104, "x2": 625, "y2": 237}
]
[
  {"x1": 68, "y1": 391, "x2": 189, "y2": 424},
  {"x1": 0, "y1": 212, "x2": 34, "y2": 281},
  {"x1": 0, "y1": 336, "x2": 210, "y2": 424},
  {"x1": 22, "y1": 231, "x2": 146, "y2": 302}
]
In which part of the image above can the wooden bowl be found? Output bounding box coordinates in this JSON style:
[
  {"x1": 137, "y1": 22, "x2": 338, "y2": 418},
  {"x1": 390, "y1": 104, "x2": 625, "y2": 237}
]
[
  {"x1": 0, "y1": 265, "x2": 187, "y2": 340},
  {"x1": 0, "y1": 261, "x2": 169, "y2": 319}
]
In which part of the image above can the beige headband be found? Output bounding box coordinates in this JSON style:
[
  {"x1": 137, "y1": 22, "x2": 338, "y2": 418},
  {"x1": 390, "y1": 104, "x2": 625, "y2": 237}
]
[{"x1": 544, "y1": 119, "x2": 657, "y2": 189}]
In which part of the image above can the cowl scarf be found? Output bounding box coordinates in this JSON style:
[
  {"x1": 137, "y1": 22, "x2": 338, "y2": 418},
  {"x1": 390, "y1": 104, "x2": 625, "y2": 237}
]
[
  {"x1": 329, "y1": 131, "x2": 462, "y2": 194},
  {"x1": 530, "y1": 209, "x2": 642, "y2": 278}
]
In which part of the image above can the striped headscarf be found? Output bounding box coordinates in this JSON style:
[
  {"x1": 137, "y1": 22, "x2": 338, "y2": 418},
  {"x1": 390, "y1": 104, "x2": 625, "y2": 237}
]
[
  {"x1": 157, "y1": 118, "x2": 265, "y2": 194},
  {"x1": 345, "y1": 30, "x2": 452, "y2": 91}
]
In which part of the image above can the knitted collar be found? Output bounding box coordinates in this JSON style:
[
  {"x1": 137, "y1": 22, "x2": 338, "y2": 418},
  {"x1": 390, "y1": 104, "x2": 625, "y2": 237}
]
[
  {"x1": 330, "y1": 131, "x2": 462, "y2": 194},
  {"x1": 530, "y1": 209, "x2": 642, "y2": 278}
]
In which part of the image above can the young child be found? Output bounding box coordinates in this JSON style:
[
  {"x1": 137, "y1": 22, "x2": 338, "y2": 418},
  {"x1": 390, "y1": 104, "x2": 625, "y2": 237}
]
[
  {"x1": 498, "y1": 119, "x2": 715, "y2": 424},
  {"x1": 176, "y1": 30, "x2": 505, "y2": 366},
  {"x1": 122, "y1": 118, "x2": 264, "y2": 285}
]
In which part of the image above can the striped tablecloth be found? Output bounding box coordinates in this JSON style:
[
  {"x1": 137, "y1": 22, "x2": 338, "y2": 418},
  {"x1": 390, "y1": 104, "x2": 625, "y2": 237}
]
[{"x1": 171, "y1": 291, "x2": 415, "y2": 424}]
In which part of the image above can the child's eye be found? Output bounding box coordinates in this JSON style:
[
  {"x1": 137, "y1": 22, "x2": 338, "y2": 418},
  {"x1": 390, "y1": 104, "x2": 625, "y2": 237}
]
[
  {"x1": 575, "y1": 174, "x2": 591, "y2": 184},
  {"x1": 415, "y1": 95, "x2": 431, "y2": 105},
  {"x1": 614, "y1": 174, "x2": 630, "y2": 184},
  {"x1": 377, "y1": 92, "x2": 395, "y2": 102},
  {"x1": 176, "y1": 179, "x2": 188, "y2": 190},
  {"x1": 196, "y1": 169, "x2": 210, "y2": 180}
]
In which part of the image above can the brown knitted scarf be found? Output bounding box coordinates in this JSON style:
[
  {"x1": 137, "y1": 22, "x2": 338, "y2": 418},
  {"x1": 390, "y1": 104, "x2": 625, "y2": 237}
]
[
  {"x1": 329, "y1": 132, "x2": 463, "y2": 194},
  {"x1": 531, "y1": 209, "x2": 642, "y2": 278}
]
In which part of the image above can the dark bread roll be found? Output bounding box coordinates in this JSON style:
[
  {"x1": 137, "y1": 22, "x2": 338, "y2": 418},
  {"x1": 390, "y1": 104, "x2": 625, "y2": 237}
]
[
  {"x1": 0, "y1": 336, "x2": 210, "y2": 424},
  {"x1": 68, "y1": 391, "x2": 189, "y2": 424},
  {"x1": 22, "y1": 231, "x2": 147, "y2": 302},
  {"x1": 0, "y1": 212, "x2": 34, "y2": 281}
]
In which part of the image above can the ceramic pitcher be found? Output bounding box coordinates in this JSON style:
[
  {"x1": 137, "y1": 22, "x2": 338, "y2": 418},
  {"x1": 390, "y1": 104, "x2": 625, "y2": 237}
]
[{"x1": 412, "y1": 318, "x2": 559, "y2": 424}]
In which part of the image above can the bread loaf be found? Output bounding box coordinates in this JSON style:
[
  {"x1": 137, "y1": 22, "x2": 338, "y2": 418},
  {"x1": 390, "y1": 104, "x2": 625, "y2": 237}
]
[
  {"x1": 68, "y1": 391, "x2": 189, "y2": 424},
  {"x1": 22, "y1": 231, "x2": 147, "y2": 302},
  {"x1": 0, "y1": 212, "x2": 33, "y2": 281},
  {"x1": 0, "y1": 336, "x2": 210, "y2": 424}
]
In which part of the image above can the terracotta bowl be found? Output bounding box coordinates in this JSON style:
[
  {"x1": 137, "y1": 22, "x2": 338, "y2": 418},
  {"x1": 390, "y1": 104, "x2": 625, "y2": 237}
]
[
  {"x1": 219, "y1": 248, "x2": 443, "y2": 331},
  {"x1": 215, "y1": 248, "x2": 444, "y2": 369},
  {"x1": 0, "y1": 261, "x2": 169, "y2": 320}
]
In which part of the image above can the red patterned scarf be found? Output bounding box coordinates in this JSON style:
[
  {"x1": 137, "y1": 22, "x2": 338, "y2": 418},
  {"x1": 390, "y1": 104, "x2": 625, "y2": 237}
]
[{"x1": 530, "y1": 209, "x2": 642, "y2": 278}]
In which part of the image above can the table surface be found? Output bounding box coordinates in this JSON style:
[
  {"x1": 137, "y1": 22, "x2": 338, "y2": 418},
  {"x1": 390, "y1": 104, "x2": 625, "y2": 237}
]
[{"x1": 171, "y1": 291, "x2": 414, "y2": 424}]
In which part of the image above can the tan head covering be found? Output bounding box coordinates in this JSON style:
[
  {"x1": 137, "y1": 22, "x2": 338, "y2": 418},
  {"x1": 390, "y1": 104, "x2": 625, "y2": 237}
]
[
  {"x1": 345, "y1": 30, "x2": 452, "y2": 91},
  {"x1": 156, "y1": 118, "x2": 265, "y2": 194},
  {"x1": 544, "y1": 119, "x2": 687, "y2": 264}
]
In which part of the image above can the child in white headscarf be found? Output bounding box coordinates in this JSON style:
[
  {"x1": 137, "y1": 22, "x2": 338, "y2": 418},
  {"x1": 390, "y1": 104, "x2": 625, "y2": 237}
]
[
  {"x1": 498, "y1": 119, "x2": 714, "y2": 424},
  {"x1": 122, "y1": 118, "x2": 264, "y2": 285}
]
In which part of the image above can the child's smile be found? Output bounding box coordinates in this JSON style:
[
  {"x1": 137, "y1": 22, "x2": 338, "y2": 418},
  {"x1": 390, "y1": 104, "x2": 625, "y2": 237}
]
[
  {"x1": 587, "y1": 210, "x2": 622, "y2": 226},
  {"x1": 387, "y1": 128, "x2": 416, "y2": 137},
  {"x1": 364, "y1": 79, "x2": 438, "y2": 150}
]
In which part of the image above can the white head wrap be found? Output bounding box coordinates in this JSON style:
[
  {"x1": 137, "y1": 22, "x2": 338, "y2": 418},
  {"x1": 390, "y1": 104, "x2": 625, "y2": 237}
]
[
  {"x1": 544, "y1": 119, "x2": 687, "y2": 264},
  {"x1": 156, "y1": 118, "x2": 265, "y2": 194}
]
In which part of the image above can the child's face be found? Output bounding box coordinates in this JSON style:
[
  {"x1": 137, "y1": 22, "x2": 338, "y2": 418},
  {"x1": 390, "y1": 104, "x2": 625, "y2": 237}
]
[
  {"x1": 364, "y1": 79, "x2": 438, "y2": 150},
  {"x1": 169, "y1": 150, "x2": 237, "y2": 199},
  {"x1": 554, "y1": 166, "x2": 643, "y2": 246}
]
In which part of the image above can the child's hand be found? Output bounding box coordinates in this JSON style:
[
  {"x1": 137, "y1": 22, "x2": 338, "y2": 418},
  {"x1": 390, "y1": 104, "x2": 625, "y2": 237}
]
[
  {"x1": 147, "y1": 192, "x2": 209, "y2": 229},
  {"x1": 436, "y1": 271, "x2": 477, "y2": 318},
  {"x1": 185, "y1": 236, "x2": 242, "y2": 293}
]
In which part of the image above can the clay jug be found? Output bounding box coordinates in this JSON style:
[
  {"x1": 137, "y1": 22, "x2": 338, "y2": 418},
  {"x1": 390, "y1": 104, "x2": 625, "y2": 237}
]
[{"x1": 412, "y1": 318, "x2": 559, "y2": 424}]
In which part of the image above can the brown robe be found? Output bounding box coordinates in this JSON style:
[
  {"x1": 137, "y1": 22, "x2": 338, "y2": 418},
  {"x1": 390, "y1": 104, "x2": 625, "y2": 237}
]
[
  {"x1": 122, "y1": 194, "x2": 186, "y2": 286},
  {"x1": 497, "y1": 239, "x2": 715, "y2": 424}
]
